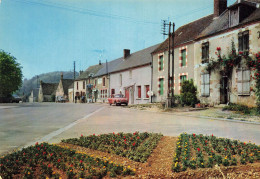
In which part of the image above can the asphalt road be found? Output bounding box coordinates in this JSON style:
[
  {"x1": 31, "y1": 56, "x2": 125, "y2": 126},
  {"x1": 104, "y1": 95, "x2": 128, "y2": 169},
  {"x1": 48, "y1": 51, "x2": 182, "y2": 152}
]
[{"x1": 0, "y1": 103, "x2": 259, "y2": 155}]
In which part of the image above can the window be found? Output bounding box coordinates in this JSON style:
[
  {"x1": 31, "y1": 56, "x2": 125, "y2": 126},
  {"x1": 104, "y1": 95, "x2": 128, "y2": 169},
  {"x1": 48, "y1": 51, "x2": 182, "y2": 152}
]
[
  {"x1": 201, "y1": 73, "x2": 210, "y2": 97},
  {"x1": 159, "y1": 78, "x2": 164, "y2": 96},
  {"x1": 137, "y1": 86, "x2": 141, "y2": 98},
  {"x1": 145, "y1": 85, "x2": 149, "y2": 98},
  {"x1": 181, "y1": 49, "x2": 186, "y2": 67},
  {"x1": 111, "y1": 89, "x2": 115, "y2": 96},
  {"x1": 159, "y1": 55, "x2": 163, "y2": 71},
  {"x1": 102, "y1": 77, "x2": 106, "y2": 86},
  {"x1": 105, "y1": 89, "x2": 107, "y2": 98},
  {"x1": 120, "y1": 74, "x2": 122, "y2": 86},
  {"x1": 238, "y1": 31, "x2": 249, "y2": 52},
  {"x1": 202, "y1": 42, "x2": 209, "y2": 63},
  {"x1": 77, "y1": 82, "x2": 78, "y2": 90},
  {"x1": 180, "y1": 75, "x2": 187, "y2": 83},
  {"x1": 83, "y1": 81, "x2": 85, "y2": 89},
  {"x1": 129, "y1": 70, "x2": 132, "y2": 79},
  {"x1": 237, "y1": 69, "x2": 250, "y2": 95},
  {"x1": 95, "y1": 79, "x2": 97, "y2": 86}
]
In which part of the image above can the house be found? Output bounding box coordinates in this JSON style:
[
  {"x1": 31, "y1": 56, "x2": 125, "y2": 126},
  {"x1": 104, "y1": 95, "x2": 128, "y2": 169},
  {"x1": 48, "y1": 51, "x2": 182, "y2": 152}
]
[
  {"x1": 29, "y1": 88, "x2": 39, "y2": 102},
  {"x1": 109, "y1": 45, "x2": 159, "y2": 104},
  {"x1": 194, "y1": 0, "x2": 260, "y2": 107},
  {"x1": 38, "y1": 81, "x2": 58, "y2": 102},
  {"x1": 74, "y1": 63, "x2": 103, "y2": 103},
  {"x1": 55, "y1": 73, "x2": 74, "y2": 102},
  {"x1": 68, "y1": 83, "x2": 74, "y2": 103},
  {"x1": 151, "y1": 10, "x2": 214, "y2": 103}
]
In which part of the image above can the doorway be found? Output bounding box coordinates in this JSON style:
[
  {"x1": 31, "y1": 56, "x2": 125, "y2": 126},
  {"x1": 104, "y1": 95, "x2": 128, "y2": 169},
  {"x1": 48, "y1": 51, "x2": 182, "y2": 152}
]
[{"x1": 220, "y1": 76, "x2": 228, "y2": 104}]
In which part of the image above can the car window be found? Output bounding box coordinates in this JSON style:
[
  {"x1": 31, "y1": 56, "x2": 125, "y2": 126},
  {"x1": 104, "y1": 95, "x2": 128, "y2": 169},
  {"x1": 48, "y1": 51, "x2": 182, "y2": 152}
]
[{"x1": 115, "y1": 94, "x2": 123, "y2": 98}]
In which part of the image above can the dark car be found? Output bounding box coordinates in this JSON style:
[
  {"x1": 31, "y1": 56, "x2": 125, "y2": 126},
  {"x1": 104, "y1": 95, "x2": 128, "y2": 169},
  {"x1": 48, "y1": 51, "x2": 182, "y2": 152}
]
[{"x1": 11, "y1": 94, "x2": 22, "y2": 103}]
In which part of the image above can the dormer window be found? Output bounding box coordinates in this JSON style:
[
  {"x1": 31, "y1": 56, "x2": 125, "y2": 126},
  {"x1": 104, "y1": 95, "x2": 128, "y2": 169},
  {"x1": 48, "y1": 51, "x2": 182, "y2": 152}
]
[{"x1": 238, "y1": 30, "x2": 249, "y2": 53}]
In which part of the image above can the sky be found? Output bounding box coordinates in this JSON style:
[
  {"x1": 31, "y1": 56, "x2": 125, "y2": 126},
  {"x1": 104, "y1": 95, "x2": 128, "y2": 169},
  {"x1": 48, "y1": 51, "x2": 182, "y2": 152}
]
[{"x1": 0, "y1": 0, "x2": 237, "y2": 79}]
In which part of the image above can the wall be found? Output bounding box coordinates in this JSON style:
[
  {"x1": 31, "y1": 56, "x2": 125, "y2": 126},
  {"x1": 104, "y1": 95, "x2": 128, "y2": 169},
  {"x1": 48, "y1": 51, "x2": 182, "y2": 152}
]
[
  {"x1": 194, "y1": 23, "x2": 259, "y2": 107},
  {"x1": 92, "y1": 75, "x2": 109, "y2": 102},
  {"x1": 110, "y1": 65, "x2": 151, "y2": 104},
  {"x1": 152, "y1": 43, "x2": 195, "y2": 102}
]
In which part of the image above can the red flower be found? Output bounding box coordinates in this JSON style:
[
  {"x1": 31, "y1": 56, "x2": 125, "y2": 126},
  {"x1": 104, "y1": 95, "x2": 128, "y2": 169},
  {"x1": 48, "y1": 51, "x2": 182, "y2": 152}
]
[
  {"x1": 113, "y1": 132, "x2": 115, "y2": 135},
  {"x1": 43, "y1": 151, "x2": 46, "y2": 155},
  {"x1": 224, "y1": 148, "x2": 227, "y2": 151},
  {"x1": 205, "y1": 140, "x2": 207, "y2": 143},
  {"x1": 93, "y1": 133, "x2": 95, "y2": 136},
  {"x1": 50, "y1": 153, "x2": 53, "y2": 157},
  {"x1": 211, "y1": 150, "x2": 214, "y2": 153},
  {"x1": 37, "y1": 147, "x2": 40, "y2": 151},
  {"x1": 57, "y1": 159, "x2": 61, "y2": 163},
  {"x1": 239, "y1": 51, "x2": 243, "y2": 55},
  {"x1": 70, "y1": 164, "x2": 73, "y2": 167},
  {"x1": 41, "y1": 144, "x2": 43, "y2": 147},
  {"x1": 124, "y1": 136, "x2": 126, "y2": 139},
  {"x1": 112, "y1": 140, "x2": 115, "y2": 142},
  {"x1": 35, "y1": 153, "x2": 39, "y2": 156},
  {"x1": 212, "y1": 134, "x2": 214, "y2": 137},
  {"x1": 35, "y1": 142, "x2": 38, "y2": 146},
  {"x1": 124, "y1": 139, "x2": 127, "y2": 142},
  {"x1": 23, "y1": 152, "x2": 26, "y2": 156},
  {"x1": 197, "y1": 148, "x2": 200, "y2": 152},
  {"x1": 81, "y1": 134, "x2": 83, "y2": 137},
  {"x1": 48, "y1": 164, "x2": 51, "y2": 168},
  {"x1": 119, "y1": 141, "x2": 120, "y2": 144},
  {"x1": 193, "y1": 134, "x2": 196, "y2": 137},
  {"x1": 137, "y1": 136, "x2": 140, "y2": 139},
  {"x1": 133, "y1": 142, "x2": 136, "y2": 146},
  {"x1": 216, "y1": 47, "x2": 221, "y2": 51},
  {"x1": 80, "y1": 160, "x2": 83, "y2": 163}
]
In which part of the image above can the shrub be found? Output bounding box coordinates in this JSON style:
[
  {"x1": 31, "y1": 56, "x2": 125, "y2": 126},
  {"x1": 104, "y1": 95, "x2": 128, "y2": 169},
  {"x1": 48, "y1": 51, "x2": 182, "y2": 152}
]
[{"x1": 180, "y1": 79, "x2": 199, "y2": 107}]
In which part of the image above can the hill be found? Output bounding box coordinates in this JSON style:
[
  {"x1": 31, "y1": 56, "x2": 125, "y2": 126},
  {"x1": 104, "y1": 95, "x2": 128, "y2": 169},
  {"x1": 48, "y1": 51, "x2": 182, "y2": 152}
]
[{"x1": 17, "y1": 71, "x2": 79, "y2": 97}]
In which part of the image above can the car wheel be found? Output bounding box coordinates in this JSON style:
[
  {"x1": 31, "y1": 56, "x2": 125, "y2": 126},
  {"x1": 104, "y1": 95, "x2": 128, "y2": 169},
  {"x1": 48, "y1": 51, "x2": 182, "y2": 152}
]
[
  {"x1": 126, "y1": 103, "x2": 128, "y2": 106},
  {"x1": 109, "y1": 103, "x2": 112, "y2": 106}
]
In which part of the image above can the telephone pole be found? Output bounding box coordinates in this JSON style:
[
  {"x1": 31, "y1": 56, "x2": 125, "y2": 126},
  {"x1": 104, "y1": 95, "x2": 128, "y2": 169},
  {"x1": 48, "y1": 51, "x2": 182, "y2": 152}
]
[
  {"x1": 161, "y1": 20, "x2": 175, "y2": 107},
  {"x1": 73, "y1": 61, "x2": 75, "y2": 103}
]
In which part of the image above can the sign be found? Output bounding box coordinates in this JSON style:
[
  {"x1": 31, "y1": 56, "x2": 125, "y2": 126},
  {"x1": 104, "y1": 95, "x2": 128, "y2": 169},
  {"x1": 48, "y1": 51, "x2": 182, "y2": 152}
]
[{"x1": 147, "y1": 91, "x2": 153, "y2": 96}]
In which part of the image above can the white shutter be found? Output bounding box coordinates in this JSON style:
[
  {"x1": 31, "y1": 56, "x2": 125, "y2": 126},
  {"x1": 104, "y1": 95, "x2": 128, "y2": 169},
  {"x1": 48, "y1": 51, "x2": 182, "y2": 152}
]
[
  {"x1": 237, "y1": 70, "x2": 242, "y2": 95},
  {"x1": 243, "y1": 70, "x2": 250, "y2": 95},
  {"x1": 205, "y1": 74, "x2": 210, "y2": 96}
]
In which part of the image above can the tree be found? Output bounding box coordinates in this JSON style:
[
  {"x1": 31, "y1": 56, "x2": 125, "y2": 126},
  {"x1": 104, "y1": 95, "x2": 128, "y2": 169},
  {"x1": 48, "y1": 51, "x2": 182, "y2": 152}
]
[
  {"x1": 0, "y1": 50, "x2": 23, "y2": 101},
  {"x1": 180, "y1": 79, "x2": 199, "y2": 107}
]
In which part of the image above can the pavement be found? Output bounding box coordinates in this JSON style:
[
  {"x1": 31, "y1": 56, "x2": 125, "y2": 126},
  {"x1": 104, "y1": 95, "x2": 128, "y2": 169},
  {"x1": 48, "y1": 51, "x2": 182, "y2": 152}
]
[{"x1": 0, "y1": 103, "x2": 259, "y2": 155}]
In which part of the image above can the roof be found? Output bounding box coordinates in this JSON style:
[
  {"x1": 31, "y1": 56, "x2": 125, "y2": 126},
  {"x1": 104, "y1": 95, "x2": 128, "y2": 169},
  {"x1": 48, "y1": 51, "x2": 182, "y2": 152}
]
[
  {"x1": 76, "y1": 64, "x2": 104, "y2": 80},
  {"x1": 198, "y1": 4, "x2": 260, "y2": 39},
  {"x1": 41, "y1": 82, "x2": 58, "y2": 95},
  {"x1": 94, "y1": 44, "x2": 160, "y2": 77},
  {"x1": 61, "y1": 79, "x2": 74, "y2": 95},
  {"x1": 153, "y1": 14, "x2": 214, "y2": 54}
]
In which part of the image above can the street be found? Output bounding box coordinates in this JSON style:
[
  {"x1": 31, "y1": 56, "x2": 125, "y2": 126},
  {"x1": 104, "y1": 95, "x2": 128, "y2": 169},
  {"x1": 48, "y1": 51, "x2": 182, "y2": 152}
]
[{"x1": 0, "y1": 103, "x2": 259, "y2": 155}]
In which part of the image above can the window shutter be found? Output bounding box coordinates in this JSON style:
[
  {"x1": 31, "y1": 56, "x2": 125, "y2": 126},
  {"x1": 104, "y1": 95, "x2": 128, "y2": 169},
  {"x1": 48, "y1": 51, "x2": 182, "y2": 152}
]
[
  {"x1": 138, "y1": 86, "x2": 141, "y2": 98},
  {"x1": 205, "y1": 74, "x2": 210, "y2": 96},
  {"x1": 243, "y1": 31, "x2": 249, "y2": 51},
  {"x1": 237, "y1": 70, "x2": 242, "y2": 95},
  {"x1": 201, "y1": 75, "x2": 205, "y2": 96},
  {"x1": 238, "y1": 33, "x2": 243, "y2": 51},
  {"x1": 243, "y1": 70, "x2": 250, "y2": 95}
]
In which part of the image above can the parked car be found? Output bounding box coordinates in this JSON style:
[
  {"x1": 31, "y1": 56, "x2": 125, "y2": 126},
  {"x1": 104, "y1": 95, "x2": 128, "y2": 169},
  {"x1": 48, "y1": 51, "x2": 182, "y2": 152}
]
[
  {"x1": 56, "y1": 96, "x2": 67, "y2": 103},
  {"x1": 11, "y1": 94, "x2": 22, "y2": 103},
  {"x1": 108, "y1": 94, "x2": 128, "y2": 106}
]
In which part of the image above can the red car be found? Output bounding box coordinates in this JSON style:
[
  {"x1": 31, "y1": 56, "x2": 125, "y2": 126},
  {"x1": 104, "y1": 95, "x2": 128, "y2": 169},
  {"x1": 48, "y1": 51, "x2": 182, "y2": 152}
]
[{"x1": 108, "y1": 94, "x2": 128, "y2": 106}]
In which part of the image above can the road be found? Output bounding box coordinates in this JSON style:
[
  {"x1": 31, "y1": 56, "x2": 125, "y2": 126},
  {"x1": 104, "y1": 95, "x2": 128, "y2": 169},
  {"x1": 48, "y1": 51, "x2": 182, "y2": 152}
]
[{"x1": 0, "y1": 103, "x2": 259, "y2": 155}]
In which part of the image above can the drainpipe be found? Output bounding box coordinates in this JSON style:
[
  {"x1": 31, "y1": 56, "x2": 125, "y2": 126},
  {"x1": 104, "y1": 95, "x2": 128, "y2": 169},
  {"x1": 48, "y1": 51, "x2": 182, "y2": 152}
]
[{"x1": 150, "y1": 54, "x2": 153, "y2": 103}]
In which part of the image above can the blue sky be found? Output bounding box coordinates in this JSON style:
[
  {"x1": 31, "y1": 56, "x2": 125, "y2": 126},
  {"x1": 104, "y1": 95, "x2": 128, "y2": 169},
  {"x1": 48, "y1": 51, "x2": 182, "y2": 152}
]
[{"x1": 0, "y1": 0, "x2": 236, "y2": 79}]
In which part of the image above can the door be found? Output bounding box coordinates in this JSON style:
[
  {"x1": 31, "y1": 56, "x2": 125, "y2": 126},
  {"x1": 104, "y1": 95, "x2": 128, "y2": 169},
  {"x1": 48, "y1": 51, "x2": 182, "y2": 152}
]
[
  {"x1": 125, "y1": 89, "x2": 129, "y2": 102},
  {"x1": 220, "y1": 76, "x2": 228, "y2": 104}
]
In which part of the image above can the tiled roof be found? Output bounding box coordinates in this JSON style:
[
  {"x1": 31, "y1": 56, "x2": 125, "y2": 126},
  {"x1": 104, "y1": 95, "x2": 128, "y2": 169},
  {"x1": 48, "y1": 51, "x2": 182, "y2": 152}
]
[
  {"x1": 198, "y1": 5, "x2": 260, "y2": 39},
  {"x1": 152, "y1": 14, "x2": 214, "y2": 54},
  {"x1": 41, "y1": 82, "x2": 58, "y2": 95},
  {"x1": 76, "y1": 64, "x2": 104, "y2": 80},
  {"x1": 61, "y1": 79, "x2": 74, "y2": 95},
  {"x1": 94, "y1": 44, "x2": 160, "y2": 77}
]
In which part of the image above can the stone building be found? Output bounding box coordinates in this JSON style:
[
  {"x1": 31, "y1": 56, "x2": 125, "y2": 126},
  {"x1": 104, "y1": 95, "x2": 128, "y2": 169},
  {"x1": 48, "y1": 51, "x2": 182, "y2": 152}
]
[
  {"x1": 38, "y1": 81, "x2": 58, "y2": 102},
  {"x1": 55, "y1": 73, "x2": 74, "y2": 102},
  {"x1": 29, "y1": 88, "x2": 39, "y2": 103},
  {"x1": 194, "y1": 0, "x2": 260, "y2": 107}
]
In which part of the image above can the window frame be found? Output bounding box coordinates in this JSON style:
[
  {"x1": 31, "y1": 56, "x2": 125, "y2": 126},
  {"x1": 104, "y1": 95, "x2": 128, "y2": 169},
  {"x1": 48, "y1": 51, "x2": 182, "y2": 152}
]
[
  {"x1": 237, "y1": 68, "x2": 250, "y2": 96},
  {"x1": 145, "y1": 85, "x2": 150, "y2": 98},
  {"x1": 137, "y1": 86, "x2": 141, "y2": 98},
  {"x1": 159, "y1": 55, "x2": 164, "y2": 71},
  {"x1": 159, "y1": 78, "x2": 164, "y2": 96},
  {"x1": 238, "y1": 30, "x2": 249, "y2": 52},
  {"x1": 202, "y1": 42, "x2": 209, "y2": 63},
  {"x1": 181, "y1": 49, "x2": 186, "y2": 67}
]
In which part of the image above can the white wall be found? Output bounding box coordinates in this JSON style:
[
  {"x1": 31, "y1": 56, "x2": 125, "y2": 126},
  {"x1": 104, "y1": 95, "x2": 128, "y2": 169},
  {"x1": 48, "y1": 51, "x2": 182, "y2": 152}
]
[{"x1": 110, "y1": 65, "x2": 151, "y2": 104}]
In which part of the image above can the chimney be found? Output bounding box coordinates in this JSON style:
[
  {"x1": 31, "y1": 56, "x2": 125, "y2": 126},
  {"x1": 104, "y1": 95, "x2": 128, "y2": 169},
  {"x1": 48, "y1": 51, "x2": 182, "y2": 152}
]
[
  {"x1": 99, "y1": 60, "x2": 101, "y2": 65},
  {"x1": 214, "y1": 0, "x2": 227, "y2": 17},
  {"x1": 123, "y1": 49, "x2": 130, "y2": 59},
  {"x1": 60, "y1": 72, "x2": 63, "y2": 80}
]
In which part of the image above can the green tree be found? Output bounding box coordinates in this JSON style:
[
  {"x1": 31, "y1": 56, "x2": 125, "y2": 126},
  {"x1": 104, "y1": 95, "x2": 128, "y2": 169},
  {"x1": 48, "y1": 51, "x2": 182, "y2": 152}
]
[
  {"x1": 0, "y1": 50, "x2": 23, "y2": 100},
  {"x1": 180, "y1": 79, "x2": 199, "y2": 107}
]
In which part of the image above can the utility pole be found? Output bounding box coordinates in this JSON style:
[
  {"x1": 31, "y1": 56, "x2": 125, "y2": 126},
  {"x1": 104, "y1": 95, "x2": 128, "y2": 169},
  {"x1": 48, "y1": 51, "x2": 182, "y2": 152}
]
[
  {"x1": 171, "y1": 23, "x2": 175, "y2": 106},
  {"x1": 161, "y1": 20, "x2": 175, "y2": 108}
]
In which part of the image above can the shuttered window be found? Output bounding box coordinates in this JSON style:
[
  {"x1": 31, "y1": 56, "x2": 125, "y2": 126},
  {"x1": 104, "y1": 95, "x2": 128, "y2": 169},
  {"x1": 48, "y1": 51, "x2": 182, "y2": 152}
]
[
  {"x1": 159, "y1": 78, "x2": 164, "y2": 96},
  {"x1": 159, "y1": 55, "x2": 163, "y2": 71},
  {"x1": 237, "y1": 69, "x2": 250, "y2": 95},
  {"x1": 181, "y1": 49, "x2": 186, "y2": 67},
  {"x1": 201, "y1": 73, "x2": 210, "y2": 97},
  {"x1": 145, "y1": 85, "x2": 149, "y2": 98},
  {"x1": 103, "y1": 77, "x2": 106, "y2": 86},
  {"x1": 137, "y1": 86, "x2": 141, "y2": 98}
]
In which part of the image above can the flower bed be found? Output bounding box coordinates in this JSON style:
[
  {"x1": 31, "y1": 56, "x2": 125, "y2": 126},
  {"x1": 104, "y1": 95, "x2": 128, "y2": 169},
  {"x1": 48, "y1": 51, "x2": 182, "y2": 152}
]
[
  {"x1": 172, "y1": 133, "x2": 260, "y2": 172},
  {"x1": 0, "y1": 142, "x2": 134, "y2": 178},
  {"x1": 62, "y1": 132, "x2": 163, "y2": 163}
]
